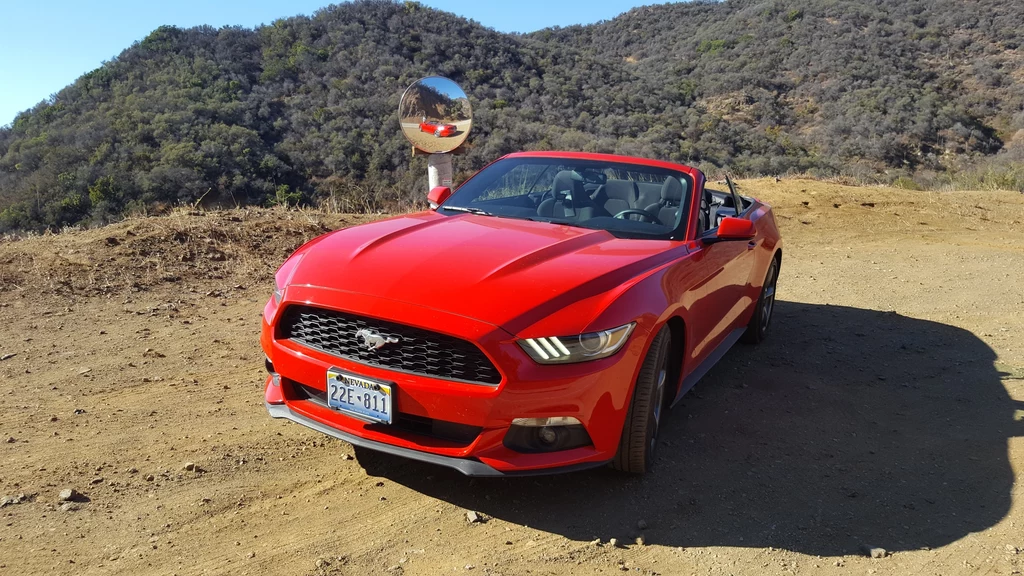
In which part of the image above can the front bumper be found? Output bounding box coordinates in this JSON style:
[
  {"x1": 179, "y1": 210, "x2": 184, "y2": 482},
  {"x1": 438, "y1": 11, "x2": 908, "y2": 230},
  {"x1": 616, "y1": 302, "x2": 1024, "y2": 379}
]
[
  {"x1": 262, "y1": 287, "x2": 650, "y2": 474},
  {"x1": 266, "y1": 402, "x2": 609, "y2": 476}
]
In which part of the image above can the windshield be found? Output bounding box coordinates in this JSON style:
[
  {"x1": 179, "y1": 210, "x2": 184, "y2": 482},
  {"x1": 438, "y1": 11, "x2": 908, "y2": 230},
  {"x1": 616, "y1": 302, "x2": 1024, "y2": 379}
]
[{"x1": 440, "y1": 157, "x2": 693, "y2": 239}]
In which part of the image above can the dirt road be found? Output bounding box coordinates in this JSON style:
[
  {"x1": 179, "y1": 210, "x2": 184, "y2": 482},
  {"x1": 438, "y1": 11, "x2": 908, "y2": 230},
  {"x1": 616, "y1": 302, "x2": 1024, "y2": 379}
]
[{"x1": 1, "y1": 180, "x2": 1022, "y2": 575}]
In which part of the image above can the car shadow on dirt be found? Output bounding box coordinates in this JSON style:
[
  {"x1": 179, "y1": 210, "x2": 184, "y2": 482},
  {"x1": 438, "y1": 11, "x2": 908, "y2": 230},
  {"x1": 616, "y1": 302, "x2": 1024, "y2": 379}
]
[{"x1": 355, "y1": 301, "x2": 1023, "y2": 556}]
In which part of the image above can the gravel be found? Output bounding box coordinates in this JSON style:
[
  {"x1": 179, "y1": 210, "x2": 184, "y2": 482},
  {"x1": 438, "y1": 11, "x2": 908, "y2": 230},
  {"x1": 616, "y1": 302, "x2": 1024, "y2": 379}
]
[
  {"x1": 1, "y1": 494, "x2": 28, "y2": 507},
  {"x1": 863, "y1": 546, "x2": 887, "y2": 558},
  {"x1": 58, "y1": 488, "x2": 81, "y2": 502}
]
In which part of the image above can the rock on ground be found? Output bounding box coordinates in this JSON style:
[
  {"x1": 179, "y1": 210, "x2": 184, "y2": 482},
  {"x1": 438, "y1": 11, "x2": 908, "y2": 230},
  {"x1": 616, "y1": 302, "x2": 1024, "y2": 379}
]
[{"x1": 58, "y1": 488, "x2": 81, "y2": 502}]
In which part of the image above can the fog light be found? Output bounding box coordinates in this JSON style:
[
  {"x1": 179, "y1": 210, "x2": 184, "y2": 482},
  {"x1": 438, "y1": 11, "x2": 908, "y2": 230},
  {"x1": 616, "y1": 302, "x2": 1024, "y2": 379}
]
[
  {"x1": 538, "y1": 427, "x2": 558, "y2": 445},
  {"x1": 503, "y1": 417, "x2": 592, "y2": 453},
  {"x1": 511, "y1": 416, "x2": 581, "y2": 427}
]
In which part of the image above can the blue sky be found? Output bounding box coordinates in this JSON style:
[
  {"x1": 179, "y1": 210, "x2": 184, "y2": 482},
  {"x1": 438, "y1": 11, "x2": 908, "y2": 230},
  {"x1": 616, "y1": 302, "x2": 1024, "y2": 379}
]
[{"x1": 0, "y1": 0, "x2": 659, "y2": 127}]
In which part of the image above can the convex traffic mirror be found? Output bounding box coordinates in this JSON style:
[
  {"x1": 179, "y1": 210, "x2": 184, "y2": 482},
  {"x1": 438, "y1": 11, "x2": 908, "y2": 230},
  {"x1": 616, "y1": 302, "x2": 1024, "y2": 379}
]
[{"x1": 399, "y1": 76, "x2": 472, "y2": 154}]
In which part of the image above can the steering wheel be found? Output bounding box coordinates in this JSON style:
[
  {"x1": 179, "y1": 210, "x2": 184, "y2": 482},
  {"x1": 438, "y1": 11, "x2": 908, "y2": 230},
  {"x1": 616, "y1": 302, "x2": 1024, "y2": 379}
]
[{"x1": 614, "y1": 209, "x2": 657, "y2": 223}]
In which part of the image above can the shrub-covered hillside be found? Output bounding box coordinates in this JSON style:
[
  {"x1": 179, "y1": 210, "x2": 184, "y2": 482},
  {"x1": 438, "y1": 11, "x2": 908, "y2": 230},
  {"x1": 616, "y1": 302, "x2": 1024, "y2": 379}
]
[{"x1": 1, "y1": 0, "x2": 1022, "y2": 231}]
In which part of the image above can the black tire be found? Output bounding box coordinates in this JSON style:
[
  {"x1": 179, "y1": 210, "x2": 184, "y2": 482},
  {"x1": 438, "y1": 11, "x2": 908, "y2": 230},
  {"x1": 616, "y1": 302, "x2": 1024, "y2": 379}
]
[
  {"x1": 742, "y1": 256, "x2": 780, "y2": 344},
  {"x1": 612, "y1": 327, "x2": 672, "y2": 474}
]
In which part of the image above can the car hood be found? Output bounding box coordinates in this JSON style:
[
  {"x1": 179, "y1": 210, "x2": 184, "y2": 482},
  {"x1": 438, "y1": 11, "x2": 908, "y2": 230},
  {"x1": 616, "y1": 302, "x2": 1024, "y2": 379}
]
[{"x1": 287, "y1": 212, "x2": 686, "y2": 334}]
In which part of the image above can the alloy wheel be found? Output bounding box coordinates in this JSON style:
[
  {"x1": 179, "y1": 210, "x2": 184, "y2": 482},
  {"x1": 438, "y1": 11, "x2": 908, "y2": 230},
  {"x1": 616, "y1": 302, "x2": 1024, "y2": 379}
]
[
  {"x1": 762, "y1": 261, "x2": 778, "y2": 332},
  {"x1": 648, "y1": 337, "x2": 670, "y2": 457},
  {"x1": 650, "y1": 362, "x2": 667, "y2": 455}
]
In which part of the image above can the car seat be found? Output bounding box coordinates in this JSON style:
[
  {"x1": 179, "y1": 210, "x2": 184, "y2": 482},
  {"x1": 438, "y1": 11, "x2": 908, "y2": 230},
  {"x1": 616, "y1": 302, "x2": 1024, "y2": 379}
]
[
  {"x1": 592, "y1": 179, "x2": 638, "y2": 217},
  {"x1": 644, "y1": 177, "x2": 687, "y2": 227},
  {"x1": 537, "y1": 170, "x2": 604, "y2": 220}
]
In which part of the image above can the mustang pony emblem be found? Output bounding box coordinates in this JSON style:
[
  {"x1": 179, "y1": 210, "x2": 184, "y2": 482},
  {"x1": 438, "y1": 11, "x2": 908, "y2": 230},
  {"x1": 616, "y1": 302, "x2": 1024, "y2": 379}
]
[{"x1": 355, "y1": 329, "x2": 399, "y2": 351}]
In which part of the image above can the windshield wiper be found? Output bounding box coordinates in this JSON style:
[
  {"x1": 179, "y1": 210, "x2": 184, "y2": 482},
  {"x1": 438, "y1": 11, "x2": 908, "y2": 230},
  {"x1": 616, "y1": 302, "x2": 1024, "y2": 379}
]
[
  {"x1": 525, "y1": 217, "x2": 592, "y2": 229},
  {"x1": 443, "y1": 205, "x2": 497, "y2": 217}
]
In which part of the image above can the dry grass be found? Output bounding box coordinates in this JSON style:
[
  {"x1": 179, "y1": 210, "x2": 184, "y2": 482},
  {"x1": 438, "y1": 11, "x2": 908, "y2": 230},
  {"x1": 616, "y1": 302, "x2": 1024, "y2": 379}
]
[{"x1": 0, "y1": 206, "x2": 378, "y2": 297}]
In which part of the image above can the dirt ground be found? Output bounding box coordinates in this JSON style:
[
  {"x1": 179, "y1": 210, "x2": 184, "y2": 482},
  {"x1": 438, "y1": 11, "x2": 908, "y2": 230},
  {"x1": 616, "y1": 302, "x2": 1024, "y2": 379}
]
[{"x1": 1, "y1": 179, "x2": 1023, "y2": 576}]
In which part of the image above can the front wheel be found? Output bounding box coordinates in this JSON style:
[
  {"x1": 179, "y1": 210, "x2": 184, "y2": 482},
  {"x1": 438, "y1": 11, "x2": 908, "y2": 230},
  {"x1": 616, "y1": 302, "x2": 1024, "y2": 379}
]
[
  {"x1": 742, "y1": 256, "x2": 780, "y2": 344},
  {"x1": 612, "y1": 326, "x2": 672, "y2": 474}
]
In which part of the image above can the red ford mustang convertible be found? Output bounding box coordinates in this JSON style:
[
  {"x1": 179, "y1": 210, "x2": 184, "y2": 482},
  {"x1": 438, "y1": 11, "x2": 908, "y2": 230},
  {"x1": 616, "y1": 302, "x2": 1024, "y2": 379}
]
[
  {"x1": 262, "y1": 151, "x2": 782, "y2": 476},
  {"x1": 420, "y1": 120, "x2": 457, "y2": 137}
]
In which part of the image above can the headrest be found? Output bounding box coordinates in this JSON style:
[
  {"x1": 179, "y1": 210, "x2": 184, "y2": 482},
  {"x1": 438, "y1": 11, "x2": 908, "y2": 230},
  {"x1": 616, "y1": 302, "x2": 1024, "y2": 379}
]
[
  {"x1": 552, "y1": 170, "x2": 584, "y2": 195},
  {"x1": 603, "y1": 179, "x2": 638, "y2": 201},
  {"x1": 661, "y1": 177, "x2": 685, "y2": 203}
]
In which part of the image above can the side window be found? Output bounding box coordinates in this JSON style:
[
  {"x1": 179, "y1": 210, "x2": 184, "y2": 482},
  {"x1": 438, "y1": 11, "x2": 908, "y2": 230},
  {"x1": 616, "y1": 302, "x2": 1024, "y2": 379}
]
[
  {"x1": 700, "y1": 177, "x2": 747, "y2": 232},
  {"x1": 698, "y1": 188, "x2": 709, "y2": 235},
  {"x1": 476, "y1": 164, "x2": 555, "y2": 201},
  {"x1": 726, "y1": 176, "x2": 744, "y2": 216},
  {"x1": 702, "y1": 188, "x2": 729, "y2": 233}
]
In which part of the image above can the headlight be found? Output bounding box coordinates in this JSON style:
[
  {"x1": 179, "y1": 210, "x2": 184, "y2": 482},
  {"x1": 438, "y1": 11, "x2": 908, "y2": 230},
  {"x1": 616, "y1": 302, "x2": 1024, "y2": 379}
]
[
  {"x1": 518, "y1": 323, "x2": 635, "y2": 364},
  {"x1": 272, "y1": 277, "x2": 283, "y2": 304},
  {"x1": 272, "y1": 253, "x2": 303, "y2": 305}
]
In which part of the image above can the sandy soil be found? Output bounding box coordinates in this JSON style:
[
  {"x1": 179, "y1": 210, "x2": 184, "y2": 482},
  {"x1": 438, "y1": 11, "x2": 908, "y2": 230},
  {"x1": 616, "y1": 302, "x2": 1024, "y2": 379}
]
[{"x1": 1, "y1": 180, "x2": 1023, "y2": 576}]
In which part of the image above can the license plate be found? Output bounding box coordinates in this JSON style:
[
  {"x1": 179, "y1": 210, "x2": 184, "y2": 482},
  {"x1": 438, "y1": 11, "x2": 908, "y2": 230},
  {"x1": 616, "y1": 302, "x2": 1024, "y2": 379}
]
[{"x1": 326, "y1": 368, "x2": 393, "y2": 424}]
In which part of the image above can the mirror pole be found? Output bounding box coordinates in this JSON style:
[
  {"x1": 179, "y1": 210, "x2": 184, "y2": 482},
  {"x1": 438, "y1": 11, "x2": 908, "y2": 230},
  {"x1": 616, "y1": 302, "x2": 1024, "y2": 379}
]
[{"x1": 427, "y1": 153, "x2": 453, "y2": 192}]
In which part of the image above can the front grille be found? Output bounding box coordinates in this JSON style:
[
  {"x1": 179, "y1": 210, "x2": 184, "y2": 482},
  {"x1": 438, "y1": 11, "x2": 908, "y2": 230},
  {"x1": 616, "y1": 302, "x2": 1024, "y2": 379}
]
[
  {"x1": 292, "y1": 383, "x2": 482, "y2": 445},
  {"x1": 277, "y1": 305, "x2": 501, "y2": 385}
]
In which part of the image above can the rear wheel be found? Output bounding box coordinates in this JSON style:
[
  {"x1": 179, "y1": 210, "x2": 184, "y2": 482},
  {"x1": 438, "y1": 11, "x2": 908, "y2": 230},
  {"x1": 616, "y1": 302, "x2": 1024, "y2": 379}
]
[
  {"x1": 742, "y1": 256, "x2": 780, "y2": 344},
  {"x1": 612, "y1": 326, "x2": 672, "y2": 474}
]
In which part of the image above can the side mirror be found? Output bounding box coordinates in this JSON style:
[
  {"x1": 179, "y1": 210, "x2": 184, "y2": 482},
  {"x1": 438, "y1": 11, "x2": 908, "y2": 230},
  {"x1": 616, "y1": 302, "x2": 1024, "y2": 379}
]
[
  {"x1": 428, "y1": 186, "x2": 452, "y2": 209},
  {"x1": 709, "y1": 217, "x2": 756, "y2": 242}
]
